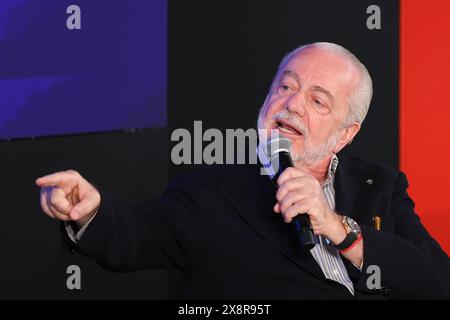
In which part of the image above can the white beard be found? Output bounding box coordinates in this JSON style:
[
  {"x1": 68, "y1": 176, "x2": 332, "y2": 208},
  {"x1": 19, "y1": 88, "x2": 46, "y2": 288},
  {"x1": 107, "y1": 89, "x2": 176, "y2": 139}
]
[
  {"x1": 291, "y1": 132, "x2": 339, "y2": 166},
  {"x1": 257, "y1": 110, "x2": 340, "y2": 167}
]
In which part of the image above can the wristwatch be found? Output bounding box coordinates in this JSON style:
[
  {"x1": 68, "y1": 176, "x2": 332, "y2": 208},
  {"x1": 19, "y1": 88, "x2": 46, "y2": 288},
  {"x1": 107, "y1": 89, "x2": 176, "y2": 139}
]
[{"x1": 333, "y1": 216, "x2": 362, "y2": 252}]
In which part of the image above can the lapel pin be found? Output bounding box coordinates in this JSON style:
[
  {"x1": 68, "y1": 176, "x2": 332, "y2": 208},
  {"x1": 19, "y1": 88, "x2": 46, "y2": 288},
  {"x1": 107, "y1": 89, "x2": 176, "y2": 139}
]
[
  {"x1": 366, "y1": 178, "x2": 373, "y2": 185},
  {"x1": 373, "y1": 216, "x2": 381, "y2": 231}
]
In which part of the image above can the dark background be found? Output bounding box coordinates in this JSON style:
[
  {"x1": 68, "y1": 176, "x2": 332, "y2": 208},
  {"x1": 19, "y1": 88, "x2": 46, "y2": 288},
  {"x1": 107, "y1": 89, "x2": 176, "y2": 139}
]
[{"x1": 0, "y1": 0, "x2": 398, "y2": 299}]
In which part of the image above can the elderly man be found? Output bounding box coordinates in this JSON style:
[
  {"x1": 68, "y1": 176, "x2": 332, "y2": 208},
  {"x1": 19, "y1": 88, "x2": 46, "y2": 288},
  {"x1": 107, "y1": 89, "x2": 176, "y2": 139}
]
[{"x1": 36, "y1": 42, "x2": 449, "y2": 299}]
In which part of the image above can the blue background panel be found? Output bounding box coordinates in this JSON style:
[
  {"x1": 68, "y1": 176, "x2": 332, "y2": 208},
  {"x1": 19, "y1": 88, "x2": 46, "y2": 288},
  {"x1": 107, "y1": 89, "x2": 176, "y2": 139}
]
[{"x1": 0, "y1": 0, "x2": 167, "y2": 139}]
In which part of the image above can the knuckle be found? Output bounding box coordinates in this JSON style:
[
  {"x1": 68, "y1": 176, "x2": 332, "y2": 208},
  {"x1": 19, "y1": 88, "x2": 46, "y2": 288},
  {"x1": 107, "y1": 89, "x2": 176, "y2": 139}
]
[
  {"x1": 276, "y1": 175, "x2": 283, "y2": 186},
  {"x1": 280, "y1": 201, "x2": 287, "y2": 213},
  {"x1": 276, "y1": 188, "x2": 285, "y2": 201},
  {"x1": 66, "y1": 169, "x2": 80, "y2": 178},
  {"x1": 92, "y1": 191, "x2": 101, "y2": 204},
  {"x1": 283, "y1": 183, "x2": 293, "y2": 193},
  {"x1": 285, "y1": 167, "x2": 295, "y2": 174},
  {"x1": 284, "y1": 179, "x2": 294, "y2": 188},
  {"x1": 276, "y1": 193, "x2": 282, "y2": 202},
  {"x1": 284, "y1": 192, "x2": 293, "y2": 205},
  {"x1": 303, "y1": 176, "x2": 312, "y2": 184}
]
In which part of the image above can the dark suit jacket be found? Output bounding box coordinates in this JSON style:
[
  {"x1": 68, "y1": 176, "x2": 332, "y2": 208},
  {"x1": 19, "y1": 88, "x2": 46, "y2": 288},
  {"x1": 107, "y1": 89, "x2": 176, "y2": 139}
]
[{"x1": 65, "y1": 155, "x2": 450, "y2": 299}]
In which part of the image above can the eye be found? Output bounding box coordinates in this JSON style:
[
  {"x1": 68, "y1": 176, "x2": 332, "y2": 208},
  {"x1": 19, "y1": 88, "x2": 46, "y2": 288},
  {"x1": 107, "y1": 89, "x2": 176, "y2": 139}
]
[
  {"x1": 311, "y1": 97, "x2": 327, "y2": 108},
  {"x1": 312, "y1": 98, "x2": 324, "y2": 107},
  {"x1": 311, "y1": 97, "x2": 331, "y2": 115},
  {"x1": 277, "y1": 84, "x2": 292, "y2": 95}
]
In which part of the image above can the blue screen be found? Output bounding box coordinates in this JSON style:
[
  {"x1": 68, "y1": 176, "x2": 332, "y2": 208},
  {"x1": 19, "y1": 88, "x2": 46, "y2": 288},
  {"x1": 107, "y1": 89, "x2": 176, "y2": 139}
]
[{"x1": 0, "y1": 0, "x2": 167, "y2": 139}]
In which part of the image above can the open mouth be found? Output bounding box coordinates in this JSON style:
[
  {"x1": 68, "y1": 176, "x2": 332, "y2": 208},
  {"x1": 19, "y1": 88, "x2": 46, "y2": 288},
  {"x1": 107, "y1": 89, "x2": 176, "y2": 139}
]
[{"x1": 275, "y1": 119, "x2": 303, "y2": 137}]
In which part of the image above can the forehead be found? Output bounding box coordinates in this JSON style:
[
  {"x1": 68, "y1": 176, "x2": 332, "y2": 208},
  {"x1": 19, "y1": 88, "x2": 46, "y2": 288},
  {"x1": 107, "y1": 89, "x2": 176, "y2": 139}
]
[{"x1": 281, "y1": 47, "x2": 359, "y2": 101}]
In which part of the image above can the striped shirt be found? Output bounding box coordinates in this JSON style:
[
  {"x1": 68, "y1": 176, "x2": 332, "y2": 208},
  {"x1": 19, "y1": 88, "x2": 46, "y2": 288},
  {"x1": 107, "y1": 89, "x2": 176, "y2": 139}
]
[
  {"x1": 311, "y1": 155, "x2": 354, "y2": 295},
  {"x1": 257, "y1": 147, "x2": 355, "y2": 295}
]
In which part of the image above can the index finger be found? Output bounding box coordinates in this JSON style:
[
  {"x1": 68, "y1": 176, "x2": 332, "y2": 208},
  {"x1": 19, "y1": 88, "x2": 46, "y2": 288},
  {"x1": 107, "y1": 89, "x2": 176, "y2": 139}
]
[
  {"x1": 35, "y1": 171, "x2": 78, "y2": 189},
  {"x1": 276, "y1": 167, "x2": 307, "y2": 186}
]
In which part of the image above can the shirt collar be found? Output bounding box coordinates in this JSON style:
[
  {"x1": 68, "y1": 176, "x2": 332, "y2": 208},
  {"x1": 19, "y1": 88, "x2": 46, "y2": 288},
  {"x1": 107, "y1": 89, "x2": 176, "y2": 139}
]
[
  {"x1": 323, "y1": 154, "x2": 339, "y2": 187},
  {"x1": 328, "y1": 154, "x2": 339, "y2": 178},
  {"x1": 256, "y1": 144, "x2": 339, "y2": 183}
]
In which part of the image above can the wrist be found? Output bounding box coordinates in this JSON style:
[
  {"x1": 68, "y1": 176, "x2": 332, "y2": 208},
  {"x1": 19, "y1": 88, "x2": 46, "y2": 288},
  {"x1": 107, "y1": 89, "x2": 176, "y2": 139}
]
[
  {"x1": 339, "y1": 233, "x2": 363, "y2": 253},
  {"x1": 332, "y1": 215, "x2": 362, "y2": 251},
  {"x1": 74, "y1": 206, "x2": 99, "y2": 229},
  {"x1": 322, "y1": 212, "x2": 347, "y2": 244}
]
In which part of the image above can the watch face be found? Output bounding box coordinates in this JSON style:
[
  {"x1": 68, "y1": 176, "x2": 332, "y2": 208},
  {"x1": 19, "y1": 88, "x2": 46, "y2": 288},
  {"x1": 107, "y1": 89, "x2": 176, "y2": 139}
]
[{"x1": 344, "y1": 216, "x2": 361, "y2": 234}]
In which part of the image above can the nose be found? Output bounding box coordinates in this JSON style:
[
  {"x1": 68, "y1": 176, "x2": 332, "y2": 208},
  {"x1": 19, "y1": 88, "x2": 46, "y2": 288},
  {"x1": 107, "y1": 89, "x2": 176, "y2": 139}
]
[{"x1": 286, "y1": 91, "x2": 306, "y2": 117}]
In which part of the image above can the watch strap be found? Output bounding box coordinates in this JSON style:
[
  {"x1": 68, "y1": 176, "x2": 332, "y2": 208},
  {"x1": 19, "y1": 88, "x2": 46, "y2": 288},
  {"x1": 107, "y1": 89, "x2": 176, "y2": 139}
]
[{"x1": 333, "y1": 231, "x2": 359, "y2": 251}]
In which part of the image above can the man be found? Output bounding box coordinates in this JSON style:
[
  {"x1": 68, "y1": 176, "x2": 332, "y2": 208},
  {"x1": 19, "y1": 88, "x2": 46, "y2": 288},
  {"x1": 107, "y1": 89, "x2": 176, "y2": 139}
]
[{"x1": 36, "y1": 42, "x2": 450, "y2": 299}]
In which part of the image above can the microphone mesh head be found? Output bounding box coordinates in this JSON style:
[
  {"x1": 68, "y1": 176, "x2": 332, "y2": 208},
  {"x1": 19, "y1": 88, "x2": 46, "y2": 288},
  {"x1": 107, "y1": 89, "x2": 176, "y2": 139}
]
[{"x1": 266, "y1": 134, "x2": 291, "y2": 160}]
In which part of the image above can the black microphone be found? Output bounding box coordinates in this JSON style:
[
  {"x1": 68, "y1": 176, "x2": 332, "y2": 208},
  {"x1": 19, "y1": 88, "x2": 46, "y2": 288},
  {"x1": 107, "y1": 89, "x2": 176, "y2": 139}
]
[{"x1": 266, "y1": 135, "x2": 316, "y2": 254}]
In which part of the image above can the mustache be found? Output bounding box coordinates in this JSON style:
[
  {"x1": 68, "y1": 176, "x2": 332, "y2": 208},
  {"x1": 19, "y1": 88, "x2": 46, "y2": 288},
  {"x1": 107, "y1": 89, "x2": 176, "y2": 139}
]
[{"x1": 272, "y1": 110, "x2": 309, "y2": 137}]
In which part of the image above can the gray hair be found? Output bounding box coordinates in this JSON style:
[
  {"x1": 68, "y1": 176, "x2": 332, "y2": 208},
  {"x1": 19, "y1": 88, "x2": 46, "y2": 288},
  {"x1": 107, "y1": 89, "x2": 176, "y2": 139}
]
[{"x1": 262, "y1": 42, "x2": 373, "y2": 127}]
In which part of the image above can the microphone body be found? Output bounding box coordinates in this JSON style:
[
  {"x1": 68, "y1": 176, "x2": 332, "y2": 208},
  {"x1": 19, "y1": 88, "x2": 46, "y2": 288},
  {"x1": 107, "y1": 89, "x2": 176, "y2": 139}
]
[{"x1": 268, "y1": 136, "x2": 316, "y2": 254}]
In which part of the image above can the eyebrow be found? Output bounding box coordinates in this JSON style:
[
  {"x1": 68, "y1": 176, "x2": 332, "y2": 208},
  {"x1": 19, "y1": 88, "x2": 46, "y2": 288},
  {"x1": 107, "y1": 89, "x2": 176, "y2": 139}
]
[
  {"x1": 280, "y1": 69, "x2": 335, "y2": 104},
  {"x1": 311, "y1": 85, "x2": 335, "y2": 104},
  {"x1": 281, "y1": 70, "x2": 300, "y2": 84}
]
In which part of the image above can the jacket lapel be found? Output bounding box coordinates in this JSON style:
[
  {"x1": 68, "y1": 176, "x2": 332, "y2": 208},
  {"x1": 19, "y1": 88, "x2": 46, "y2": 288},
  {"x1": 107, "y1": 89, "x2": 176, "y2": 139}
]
[
  {"x1": 218, "y1": 164, "x2": 326, "y2": 281},
  {"x1": 334, "y1": 155, "x2": 383, "y2": 294},
  {"x1": 334, "y1": 155, "x2": 378, "y2": 230}
]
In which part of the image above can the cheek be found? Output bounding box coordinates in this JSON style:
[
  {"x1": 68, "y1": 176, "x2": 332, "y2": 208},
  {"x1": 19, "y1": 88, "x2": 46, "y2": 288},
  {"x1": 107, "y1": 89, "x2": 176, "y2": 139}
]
[
  {"x1": 261, "y1": 97, "x2": 285, "y2": 124},
  {"x1": 308, "y1": 115, "x2": 336, "y2": 139}
]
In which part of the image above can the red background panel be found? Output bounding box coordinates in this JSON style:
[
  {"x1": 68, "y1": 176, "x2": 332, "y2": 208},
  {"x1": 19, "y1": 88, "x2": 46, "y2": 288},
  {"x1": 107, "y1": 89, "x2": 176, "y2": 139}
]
[{"x1": 400, "y1": 0, "x2": 450, "y2": 253}]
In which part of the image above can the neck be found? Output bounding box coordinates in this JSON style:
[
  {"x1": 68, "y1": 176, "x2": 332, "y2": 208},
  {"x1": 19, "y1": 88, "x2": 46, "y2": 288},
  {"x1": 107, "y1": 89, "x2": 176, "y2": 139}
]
[{"x1": 294, "y1": 155, "x2": 333, "y2": 184}]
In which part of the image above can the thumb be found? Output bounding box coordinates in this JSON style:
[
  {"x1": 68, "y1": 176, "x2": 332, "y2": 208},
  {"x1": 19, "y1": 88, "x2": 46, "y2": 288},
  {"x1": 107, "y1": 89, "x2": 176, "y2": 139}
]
[{"x1": 69, "y1": 191, "x2": 100, "y2": 220}]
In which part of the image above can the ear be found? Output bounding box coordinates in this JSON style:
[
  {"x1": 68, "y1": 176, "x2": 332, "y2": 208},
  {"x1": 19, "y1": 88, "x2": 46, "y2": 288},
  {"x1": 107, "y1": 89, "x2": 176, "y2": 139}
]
[{"x1": 333, "y1": 122, "x2": 361, "y2": 154}]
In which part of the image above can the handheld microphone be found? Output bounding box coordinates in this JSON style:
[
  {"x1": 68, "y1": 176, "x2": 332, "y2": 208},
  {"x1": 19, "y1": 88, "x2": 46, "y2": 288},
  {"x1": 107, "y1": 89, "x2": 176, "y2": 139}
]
[{"x1": 266, "y1": 135, "x2": 316, "y2": 254}]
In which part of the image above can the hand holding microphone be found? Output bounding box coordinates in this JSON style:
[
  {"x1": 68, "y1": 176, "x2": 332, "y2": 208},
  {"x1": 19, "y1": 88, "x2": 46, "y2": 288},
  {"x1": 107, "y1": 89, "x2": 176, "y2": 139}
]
[{"x1": 267, "y1": 135, "x2": 342, "y2": 253}]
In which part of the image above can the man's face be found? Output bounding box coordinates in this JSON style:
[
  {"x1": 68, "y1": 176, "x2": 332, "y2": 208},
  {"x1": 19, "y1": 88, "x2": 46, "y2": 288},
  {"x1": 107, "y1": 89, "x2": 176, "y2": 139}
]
[{"x1": 258, "y1": 47, "x2": 360, "y2": 165}]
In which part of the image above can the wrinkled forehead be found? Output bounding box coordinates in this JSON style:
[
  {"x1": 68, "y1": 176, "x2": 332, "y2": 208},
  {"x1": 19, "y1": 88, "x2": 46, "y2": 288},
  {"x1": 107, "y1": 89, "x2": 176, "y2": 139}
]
[{"x1": 278, "y1": 47, "x2": 360, "y2": 101}]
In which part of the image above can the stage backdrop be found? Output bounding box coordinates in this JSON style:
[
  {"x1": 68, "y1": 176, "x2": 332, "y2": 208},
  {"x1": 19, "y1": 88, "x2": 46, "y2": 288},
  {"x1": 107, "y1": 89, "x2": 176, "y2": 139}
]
[
  {"x1": 400, "y1": 0, "x2": 450, "y2": 253},
  {"x1": 0, "y1": 0, "x2": 167, "y2": 139},
  {"x1": 1, "y1": 0, "x2": 447, "y2": 300}
]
